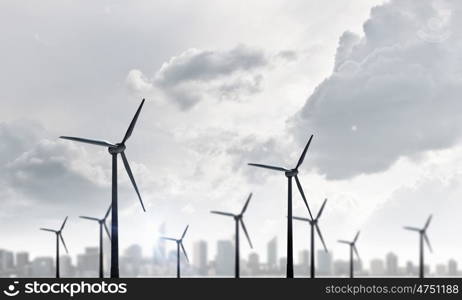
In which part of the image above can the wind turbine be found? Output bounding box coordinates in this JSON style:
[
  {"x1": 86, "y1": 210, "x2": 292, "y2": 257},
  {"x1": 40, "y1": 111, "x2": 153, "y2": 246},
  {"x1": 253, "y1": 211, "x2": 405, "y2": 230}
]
[
  {"x1": 79, "y1": 204, "x2": 112, "y2": 278},
  {"x1": 404, "y1": 214, "x2": 433, "y2": 278},
  {"x1": 211, "y1": 193, "x2": 254, "y2": 278},
  {"x1": 248, "y1": 135, "x2": 314, "y2": 278},
  {"x1": 161, "y1": 225, "x2": 190, "y2": 278},
  {"x1": 338, "y1": 231, "x2": 360, "y2": 278},
  {"x1": 293, "y1": 198, "x2": 328, "y2": 278},
  {"x1": 60, "y1": 99, "x2": 146, "y2": 278},
  {"x1": 40, "y1": 217, "x2": 69, "y2": 278}
]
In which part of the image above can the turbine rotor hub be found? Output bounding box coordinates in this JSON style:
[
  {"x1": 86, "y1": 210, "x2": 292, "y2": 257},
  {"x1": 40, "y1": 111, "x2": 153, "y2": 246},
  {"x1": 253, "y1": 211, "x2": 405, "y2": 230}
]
[
  {"x1": 285, "y1": 169, "x2": 298, "y2": 177},
  {"x1": 108, "y1": 143, "x2": 126, "y2": 154}
]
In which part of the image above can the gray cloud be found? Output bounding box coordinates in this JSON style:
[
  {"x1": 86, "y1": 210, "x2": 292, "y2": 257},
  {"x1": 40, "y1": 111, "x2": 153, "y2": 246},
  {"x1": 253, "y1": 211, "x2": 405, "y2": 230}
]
[
  {"x1": 127, "y1": 45, "x2": 273, "y2": 109},
  {"x1": 290, "y1": 0, "x2": 462, "y2": 180}
]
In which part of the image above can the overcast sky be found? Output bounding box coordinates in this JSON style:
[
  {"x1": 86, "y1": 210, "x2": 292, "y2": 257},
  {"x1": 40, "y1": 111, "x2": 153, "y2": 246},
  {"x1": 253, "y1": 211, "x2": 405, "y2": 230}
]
[{"x1": 1, "y1": 0, "x2": 461, "y2": 269}]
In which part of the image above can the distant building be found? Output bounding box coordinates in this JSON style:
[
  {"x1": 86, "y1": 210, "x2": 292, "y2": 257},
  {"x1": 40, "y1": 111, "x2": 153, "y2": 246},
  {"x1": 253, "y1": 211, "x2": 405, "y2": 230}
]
[
  {"x1": 370, "y1": 258, "x2": 385, "y2": 276},
  {"x1": 60, "y1": 255, "x2": 74, "y2": 277},
  {"x1": 333, "y1": 260, "x2": 349, "y2": 276},
  {"x1": 77, "y1": 247, "x2": 98, "y2": 277},
  {"x1": 299, "y1": 250, "x2": 310, "y2": 268},
  {"x1": 385, "y1": 252, "x2": 398, "y2": 276},
  {"x1": 317, "y1": 250, "x2": 333, "y2": 275},
  {"x1": 31, "y1": 257, "x2": 54, "y2": 277},
  {"x1": 448, "y1": 259, "x2": 458, "y2": 276},
  {"x1": 215, "y1": 240, "x2": 233, "y2": 276},
  {"x1": 267, "y1": 237, "x2": 277, "y2": 270},
  {"x1": 193, "y1": 240, "x2": 208, "y2": 275},
  {"x1": 247, "y1": 252, "x2": 260, "y2": 275},
  {"x1": 435, "y1": 264, "x2": 447, "y2": 276}
]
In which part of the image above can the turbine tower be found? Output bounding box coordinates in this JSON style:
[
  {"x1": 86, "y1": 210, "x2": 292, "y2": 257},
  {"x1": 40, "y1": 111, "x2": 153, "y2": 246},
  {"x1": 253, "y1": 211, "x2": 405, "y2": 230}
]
[
  {"x1": 293, "y1": 198, "x2": 328, "y2": 278},
  {"x1": 338, "y1": 231, "x2": 360, "y2": 278},
  {"x1": 79, "y1": 204, "x2": 112, "y2": 278},
  {"x1": 60, "y1": 99, "x2": 146, "y2": 278},
  {"x1": 40, "y1": 217, "x2": 69, "y2": 278},
  {"x1": 161, "y1": 225, "x2": 190, "y2": 278},
  {"x1": 211, "y1": 193, "x2": 254, "y2": 278},
  {"x1": 248, "y1": 135, "x2": 314, "y2": 278},
  {"x1": 404, "y1": 214, "x2": 433, "y2": 278}
]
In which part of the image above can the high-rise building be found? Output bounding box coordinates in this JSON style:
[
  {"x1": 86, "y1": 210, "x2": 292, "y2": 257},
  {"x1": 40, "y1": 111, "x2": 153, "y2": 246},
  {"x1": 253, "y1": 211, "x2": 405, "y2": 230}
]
[
  {"x1": 298, "y1": 250, "x2": 309, "y2": 268},
  {"x1": 193, "y1": 240, "x2": 208, "y2": 275},
  {"x1": 247, "y1": 252, "x2": 260, "y2": 275},
  {"x1": 31, "y1": 257, "x2": 54, "y2": 277},
  {"x1": 385, "y1": 252, "x2": 398, "y2": 276},
  {"x1": 435, "y1": 264, "x2": 447, "y2": 276},
  {"x1": 267, "y1": 237, "x2": 277, "y2": 270},
  {"x1": 16, "y1": 252, "x2": 29, "y2": 268},
  {"x1": 370, "y1": 258, "x2": 385, "y2": 276},
  {"x1": 60, "y1": 255, "x2": 74, "y2": 277},
  {"x1": 0, "y1": 250, "x2": 14, "y2": 272},
  {"x1": 317, "y1": 250, "x2": 333, "y2": 275},
  {"x1": 77, "y1": 247, "x2": 98, "y2": 277},
  {"x1": 215, "y1": 240, "x2": 233, "y2": 276},
  {"x1": 448, "y1": 259, "x2": 458, "y2": 276}
]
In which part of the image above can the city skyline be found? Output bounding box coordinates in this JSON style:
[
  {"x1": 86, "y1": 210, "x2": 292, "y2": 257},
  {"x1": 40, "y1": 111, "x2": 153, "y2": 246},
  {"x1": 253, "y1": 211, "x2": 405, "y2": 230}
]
[{"x1": 0, "y1": 237, "x2": 460, "y2": 278}]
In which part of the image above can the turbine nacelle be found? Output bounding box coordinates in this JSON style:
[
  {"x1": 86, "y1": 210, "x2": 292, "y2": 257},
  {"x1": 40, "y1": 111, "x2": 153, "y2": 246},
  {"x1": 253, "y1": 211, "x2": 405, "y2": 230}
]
[
  {"x1": 108, "y1": 143, "x2": 126, "y2": 154},
  {"x1": 285, "y1": 169, "x2": 298, "y2": 177}
]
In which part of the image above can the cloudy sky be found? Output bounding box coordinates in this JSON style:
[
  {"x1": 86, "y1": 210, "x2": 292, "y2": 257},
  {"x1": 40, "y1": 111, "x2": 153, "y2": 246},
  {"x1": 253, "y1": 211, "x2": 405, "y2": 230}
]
[{"x1": 1, "y1": 0, "x2": 461, "y2": 270}]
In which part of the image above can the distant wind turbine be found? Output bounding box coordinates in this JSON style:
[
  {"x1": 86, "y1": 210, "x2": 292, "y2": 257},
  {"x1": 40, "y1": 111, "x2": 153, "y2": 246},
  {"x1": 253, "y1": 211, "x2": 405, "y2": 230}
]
[
  {"x1": 60, "y1": 99, "x2": 146, "y2": 278},
  {"x1": 161, "y1": 225, "x2": 190, "y2": 278},
  {"x1": 293, "y1": 198, "x2": 328, "y2": 278},
  {"x1": 79, "y1": 204, "x2": 112, "y2": 278},
  {"x1": 404, "y1": 214, "x2": 433, "y2": 278},
  {"x1": 248, "y1": 135, "x2": 314, "y2": 278},
  {"x1": 338, "y1": 231, "x2": 360, "y2": 278},
  {"x1": 40, "y1": 217, "x2": 69, "y2": 278},
  {"x1": 211, "y1": 193, "x2": 254, "y2": 278}
]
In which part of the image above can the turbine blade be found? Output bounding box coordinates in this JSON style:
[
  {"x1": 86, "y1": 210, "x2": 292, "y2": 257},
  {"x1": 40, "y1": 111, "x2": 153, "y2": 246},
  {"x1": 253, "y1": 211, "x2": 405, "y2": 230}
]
[
  {"x1": 292, "y1": 216, "x2": 310, "y2": 222},
  {"x1": 338, "y1": 240, "x2": 350, "y2": 244},
  {"x1": 181, "y1": 225, "x2": 189, "y2": 240},
  {"x1": 60, "y1": 216, "x2": 68, "y2": 231},
  {"x1": 60, "y1": 136, "x2": 115, "y2": 147},
  {"x1": 316, "y1": 198, "x2": 328, "y2": 220},
  {"x1": 403, "y1": 226, "x2": 420, "y2": 232},
  {"x1": 353, "y1": 245, "x2": 360, "y2": 260},
  {"x1": 104, "y1": 204, "x2": 112, "y2": 220},
  {"x1": 180, "y1": 242, "x2": 189, "y2": 263},
  {"x1": 122, "y1": 99, "x2": 145, "y2": 144},
  {"x1": 424, "y1": 214, "x2": 433, "y2": 230},
  {"x1": 353, "y1": 231, "x2": 360, "y2": 243},
  {"x1": 160, "y1": 237, "x2": 177, "y2": 242},
  {"x1": 40, "y1": 228, "x2": 57, "y2": 233},
  {"x1": 315, "y1": 224, "x2": 328, "y2": 252},
  {"x1": 295, "y1": 134, "x2": 313, "y2": 169},
  {"x1": 103, "y1": 222, "x2": 111, "y2": 240},
  {"x1": 294, "y1": 175, "x2": 314, "y2": 220},
  {"x1": 121, "y1": 152, "x2": 146, "y2": 212},
  {"x1": 60, "y1": 234, "x2": 69, "y2": 254},
  {"x1": 248, "y1": 163, "x2": 288, "y2": 172},
  {"x1": 240, "y1": 193, "x2": 252, "y2": 215},
  {"x1": 210, "y1": 211, "x2": 235, "y2": 217},
  {"x1": 240, "y1": 219, "x2": 253, "y2": 249},
  {"x1": 423, "y1": 233, "x2": 433, "y2": 253},
  {"x1": 79, "y1": 216, "x2": 99, "y2": 222}
]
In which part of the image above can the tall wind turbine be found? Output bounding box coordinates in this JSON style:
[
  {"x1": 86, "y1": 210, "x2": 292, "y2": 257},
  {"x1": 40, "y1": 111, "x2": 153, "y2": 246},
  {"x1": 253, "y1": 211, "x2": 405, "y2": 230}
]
[
  {"x1": 161, "y1": 225, "x2": 190, "y2": 278},
  {"x1": 293, "y1": 198, "x2": 328, "y2": 278},
  {"x1": 79, "y1": 205, "x2": 112, "y2": 278},
  {"x1": 404, "y1": 215, "x2": 433, "y2": 278},
  {"x1": 211, "y1": 193, "x2": 254, "y2": 278},
  {"x1": 40, "y1": 217, "x2": 69, "y2": 278},
  {"x1": 248, "y1": 135, "x2": 314, "y2": 278},
  {"x1": 338, "y1": 231, "x2": 360, "y2": 278},
  {"x1": 60, "y1": 99, "x2": 146, "y2": 278}
]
